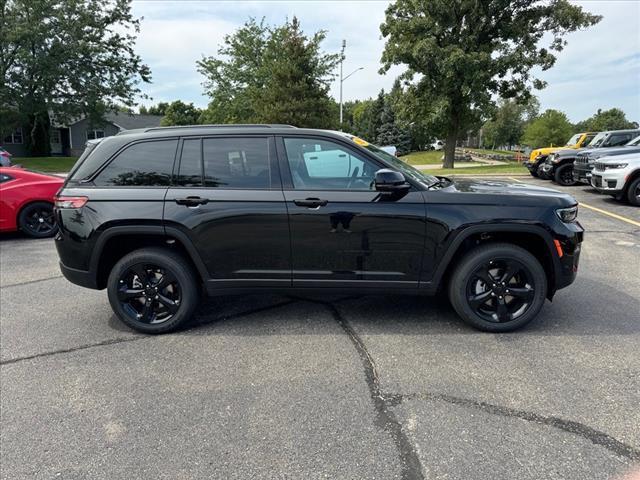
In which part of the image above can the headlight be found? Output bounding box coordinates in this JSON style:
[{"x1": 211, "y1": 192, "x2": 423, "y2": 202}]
[
  {"x1": 551, "y1": 155, "x2": 561, "y2": 163},
  {"x1": 556, "y1": 205, "x2": 578, "y2": 223},
  {"x1": 603, "y1": 163, "x2": 628, "y2": 170}
]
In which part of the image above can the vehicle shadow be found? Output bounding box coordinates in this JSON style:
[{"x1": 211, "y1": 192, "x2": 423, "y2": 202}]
[{"x1": 180, "y1": 276, "x2": 639, "y2": 338}]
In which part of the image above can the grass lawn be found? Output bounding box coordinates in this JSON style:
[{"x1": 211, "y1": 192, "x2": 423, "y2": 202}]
[
  {"x1": 431, "y1": 163, "x2": 528, "y2": 176},
  {"x1": 400, "y1": 150, "x2": 443, "y2": 165},
  {"x1": 12, "y1": 157, "x2": 78, "y2": 173}
]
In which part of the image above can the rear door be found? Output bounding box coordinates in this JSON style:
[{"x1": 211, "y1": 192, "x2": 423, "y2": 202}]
[
  {"x1": 163, "y1": 135, "x2": 291, "y2": 288},
  {"x1": 278, "y1": 135, "x2": 426, "y2": 289}
]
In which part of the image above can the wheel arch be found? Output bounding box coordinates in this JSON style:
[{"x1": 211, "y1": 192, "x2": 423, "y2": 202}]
[
  {"x1": 431, "y1": 224, "x2": 559, "y2": 299},
  {"x1": 92, "y1": 226, "x2": 209, "y2": 289}
]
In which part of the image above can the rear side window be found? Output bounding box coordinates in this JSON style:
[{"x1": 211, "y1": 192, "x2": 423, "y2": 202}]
[
  {"x1": 606, "y1": 134, "x2": 632, "y2": 147},
  {"x1": 94, "y1": 140, "x2": 177, "y2": 186},
  {"x1": 202, "y1": 137, "x2": 271, "y2": 189}
]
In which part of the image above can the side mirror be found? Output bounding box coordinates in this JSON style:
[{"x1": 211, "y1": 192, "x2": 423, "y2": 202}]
[{"x1": 374, "y1": 169, "x2": 410, "y2": 193}]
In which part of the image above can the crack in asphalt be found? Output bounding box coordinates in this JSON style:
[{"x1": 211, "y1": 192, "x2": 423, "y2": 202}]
[
  {"x1": 1, "y1": 275, "x2": 63, "y2": 288},
  {"x1": 291, "y1": 296, "x2": 424, "y2": 480},
  {"x1": 0, "y1": 300, "x2": 297, "y2": 366},
  {"x1": 393, "y1": 392, "x2": 640, "y2": 462}
]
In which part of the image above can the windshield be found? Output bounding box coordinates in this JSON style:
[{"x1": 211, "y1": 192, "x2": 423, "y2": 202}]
[
  {"x1": 565, "y1": 134, "x2": 581, "y2": 146},
  {"x1": 360, "y1": 142, "x2": 439, "y2": 187},
  {"x1": 587, "y1": 132, "x2": 607, "y2": 148},
  {"x1": 626, "y1": 135, "x2": 640, "y2": 146}
]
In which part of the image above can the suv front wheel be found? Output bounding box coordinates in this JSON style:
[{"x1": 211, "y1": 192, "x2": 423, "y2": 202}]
[
  {"x1": 448, "y1": 243, "x2": 548, "y2": 332},
  {"x1": 107, "y1": 247, "x2": 200, "y2": 334}
]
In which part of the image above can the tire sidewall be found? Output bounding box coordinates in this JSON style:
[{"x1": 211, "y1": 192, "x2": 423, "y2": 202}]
[
  {"x1": 18, "y1": 201, "x2": 58, "y2": 238},
  {"x1": 626, "y1": 177, "x2": 640, "y2": 206},
  {"x1": 449, "y1": 244, "x2": 548, "y2": 332},
  {"x1": 107, "y1": 248, "x2": 199, "y2": 334},
  {"x1": 554, "y1": 164, "x2": 576, "y2": 186}
]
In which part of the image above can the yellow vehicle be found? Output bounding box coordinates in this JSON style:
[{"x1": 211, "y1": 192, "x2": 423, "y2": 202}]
[{"x1": 525, "y1": 132, "x2": 597, "y2": 177}]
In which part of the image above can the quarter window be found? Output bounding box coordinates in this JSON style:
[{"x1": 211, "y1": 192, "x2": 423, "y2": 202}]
[
  {"x1": 177, "y1": 139, "x2": 203, "y2": 187},
  {"x1": 0, "y1": 173, "x2": 13, "y2": 183},
  {"x1": 202, "y1": 137, "x2": 271, "y2": 189},
  {"x1": 283, "y1": 137, "x2": 378, "y2": 190},
  {"x1": 93, "y1": 140, "x2": 177, "y2": 186}
]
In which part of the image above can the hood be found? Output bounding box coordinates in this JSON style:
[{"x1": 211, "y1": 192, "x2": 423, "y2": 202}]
[
  {"x1": 439, "y1": 178, "x2": 576, "y2": 207},
  {"x1": 529, "y1": 145, "x2": 574, "y2": 160},
  {"x1": 597, "y1": 151, "x2": 640, "y2": 163},
  {"x1": 580, "y1": 144, "x2": 640, "y2": 159}
]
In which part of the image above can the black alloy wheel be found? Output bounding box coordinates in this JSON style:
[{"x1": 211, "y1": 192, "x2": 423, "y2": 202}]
[
  {"x1": 18, "y1": 202, "x2": 58, "y2": 238},
  {"x1": 448, "y1": 243, "x2": 547, "y2": 332},
  {"x1": 107, "y1": 247, "x2": 199, "y2": 334},
  {"x1": 554, "y1": 164, "x2": 577, "y2": 186},
  {"x1": 117, "y1": 263, "x2": 181, "y2": 325},
  {"x1": 466, "y1": 258, "x2": 535, "y2": 323}
]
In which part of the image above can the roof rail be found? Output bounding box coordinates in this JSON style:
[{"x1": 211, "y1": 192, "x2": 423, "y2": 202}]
[{"x1": 143, "y1": 124, "x2": 297, "y2": 133}]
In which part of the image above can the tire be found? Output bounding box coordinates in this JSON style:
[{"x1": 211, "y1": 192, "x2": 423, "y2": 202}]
[
  {"x1": 554, "y1": 164, "x2": 577, "y2": 186},
  {"x1": 537, "y1": 165, "x2": 549, "y2": 180},
  {"x1": 18, "y1": 201, "x2": 58, "y2": 238},
  {"x1": 448, "y1": 243, "x2": 548, "y2": 332},
  {"x1": 626, "y1": 177, "x2": 640, "y2": 206},
  {"x1": 529, "y1": 168, "x2": 539, "y2": 178},
  {"x1": 107, "y1": 247, "x2": 200, "y2": 334}
]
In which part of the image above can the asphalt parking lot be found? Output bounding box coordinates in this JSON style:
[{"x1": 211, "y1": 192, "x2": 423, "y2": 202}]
[{"x1": 1, "y1": 176, "x2": 639, "y2": 480}]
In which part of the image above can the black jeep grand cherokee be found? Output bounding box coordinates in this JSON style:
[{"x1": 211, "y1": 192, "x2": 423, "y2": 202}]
[{"x1": 55, "y1": 125, "x2": 583, "y2": 333}]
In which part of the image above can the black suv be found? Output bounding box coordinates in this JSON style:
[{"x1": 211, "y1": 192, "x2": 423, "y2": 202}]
[{"x1": 54, "y1": 125, "x2": 584, "y2": 333}]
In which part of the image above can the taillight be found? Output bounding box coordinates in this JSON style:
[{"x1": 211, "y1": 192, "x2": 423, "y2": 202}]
[{"x1": 54, "y1": 195, "x2": 88, "y2": 209}]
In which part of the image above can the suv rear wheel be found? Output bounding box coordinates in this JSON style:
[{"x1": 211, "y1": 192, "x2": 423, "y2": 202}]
[
  {"x1": 448, "y1": 243, "x2": 547, "y2": 332},
  {"x1": 107, "y1": 247, "x2": 199, "y2": 334}
]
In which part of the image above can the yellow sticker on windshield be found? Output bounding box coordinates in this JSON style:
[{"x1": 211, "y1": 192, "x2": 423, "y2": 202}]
[{"x1": 352, "y1": 136, "x2": 369, "y2": 147}]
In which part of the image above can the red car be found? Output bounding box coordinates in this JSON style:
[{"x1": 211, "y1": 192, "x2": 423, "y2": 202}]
[{"x1": 0, "y1": 167, "x2": 64, "y2": 237}]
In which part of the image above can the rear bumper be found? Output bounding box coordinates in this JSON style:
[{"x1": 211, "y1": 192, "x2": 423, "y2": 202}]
[{"x1": 59, "y1": 262, "x2": 99, "y2": 290}]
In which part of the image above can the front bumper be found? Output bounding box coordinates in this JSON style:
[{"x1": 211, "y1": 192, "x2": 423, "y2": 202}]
[
  {"x1": 573, "y1": 166, "x2": 593, "y2": 184},
  {"x1": 590, "y1": 173, "x2": 625, "y2": 194},
  {"x1": 554, "y1": 224, "x2": 584, "y2": 291}
]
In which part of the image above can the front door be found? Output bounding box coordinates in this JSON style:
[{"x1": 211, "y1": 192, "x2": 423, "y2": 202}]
[
  {"x1": 278, "y1": 136, "x2": 426, "y2": 289},
  {"x1": 164, "y1": 135, "x2": 291, "y2": 288}
]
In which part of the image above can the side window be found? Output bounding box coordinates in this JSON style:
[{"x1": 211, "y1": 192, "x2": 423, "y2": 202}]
[
  {"x1": 283, "y1": 137, "x2": 378, "y2": 190},
  {"x1": 605, "y1": 134, "x2": 631, "y2": 147},
  {"x1": 0, "y1": 173, "x2": 13, "y2": 183},
  {"x1": 177, "y1": 139, "x2": 202, "y2": 187},
  {"x1": 202, "y1": 137, "x2": 271, "y2": 189},
  {"x1": 94, "y1": 139, "x2": 177, "y2": 186}
]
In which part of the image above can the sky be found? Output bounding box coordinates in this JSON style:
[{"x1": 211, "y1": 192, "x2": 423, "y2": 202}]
[{"x1": 130, "y1": 0, "x2": 640, "y2": 123}]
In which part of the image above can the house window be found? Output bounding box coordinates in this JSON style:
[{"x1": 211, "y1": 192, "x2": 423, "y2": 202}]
[
  {"x1": 50, "y1": 129, "x2": 61, "y2": 144},
  {"x1": 87, "y1": 129, "x2": 105, "y2": 140},
  {"x1": 3, "y1": 128, "x2": 23, "y2": 144}
]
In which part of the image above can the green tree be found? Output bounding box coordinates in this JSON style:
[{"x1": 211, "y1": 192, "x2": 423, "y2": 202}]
[
  {"x1": 522, "y1": 109, "x2": 573, "y2": 148},
  {"x1": 574, "y1": 108, "x2": 638, "y2": 132},
  {"x1": 160, "y1": 101, "x2": 201, "y2": 126},
  {"x1": 482, "y1": 97, "x2": 539, "y2": 149},
  {"x1": 140, "y1": 102, "x2": 169, "y2": 116},
  {"x1": 376, "y1": 102, "x2": 412, "y2": 155},
  {"x1": 1, "y1": 0, "x2": 151, "y2": 155},
  {"x1": 380, "y1": 0, "x2": 601, "y2": 167},
  {"x1": 197, "y1": 17, "x2": 339, "y2": 127}
]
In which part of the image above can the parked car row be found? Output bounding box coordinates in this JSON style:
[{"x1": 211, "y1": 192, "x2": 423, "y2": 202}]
[{"x1": 524, "y1": 129, "x2": 640, "y2": 206}]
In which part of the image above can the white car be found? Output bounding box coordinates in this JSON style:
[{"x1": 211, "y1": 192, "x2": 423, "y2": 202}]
[
  {"x1": 590, "y1": 151, "x2": 640, "y2": 206},
  {"x1": 430, "y1": 140, "x2": 444, "y2": 151}
]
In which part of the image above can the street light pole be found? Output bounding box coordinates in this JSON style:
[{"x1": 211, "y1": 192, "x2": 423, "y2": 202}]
[{"x1": 339, "y1": 40, "x2": 346, "y2": 125}]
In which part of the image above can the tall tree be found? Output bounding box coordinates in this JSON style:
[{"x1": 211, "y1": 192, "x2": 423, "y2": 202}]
[
  {"x1": 380, "y1": 0, "x2": 601, "y2": 167},
  {"x1": 574, "y1": 108, "x2": 638, "y2": 132},
  {"x1": 140, "y1": 102, "x2": 170, "y2": 116},
  {"x1": 160, "y1": 101, "x2": 201, "y2": 126},
  {"x1": 522, "y1": 109, "x2": 573, "y2": 148},
  {"x1": 198, "y1": 17, "x2": 339, "y2": 128},
  {"x1": 1, "y1": 0, "x2": 151, "y2": 155},
  {"x1": 482, "y1": 97, "x2": 539, "y2": 149}
]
